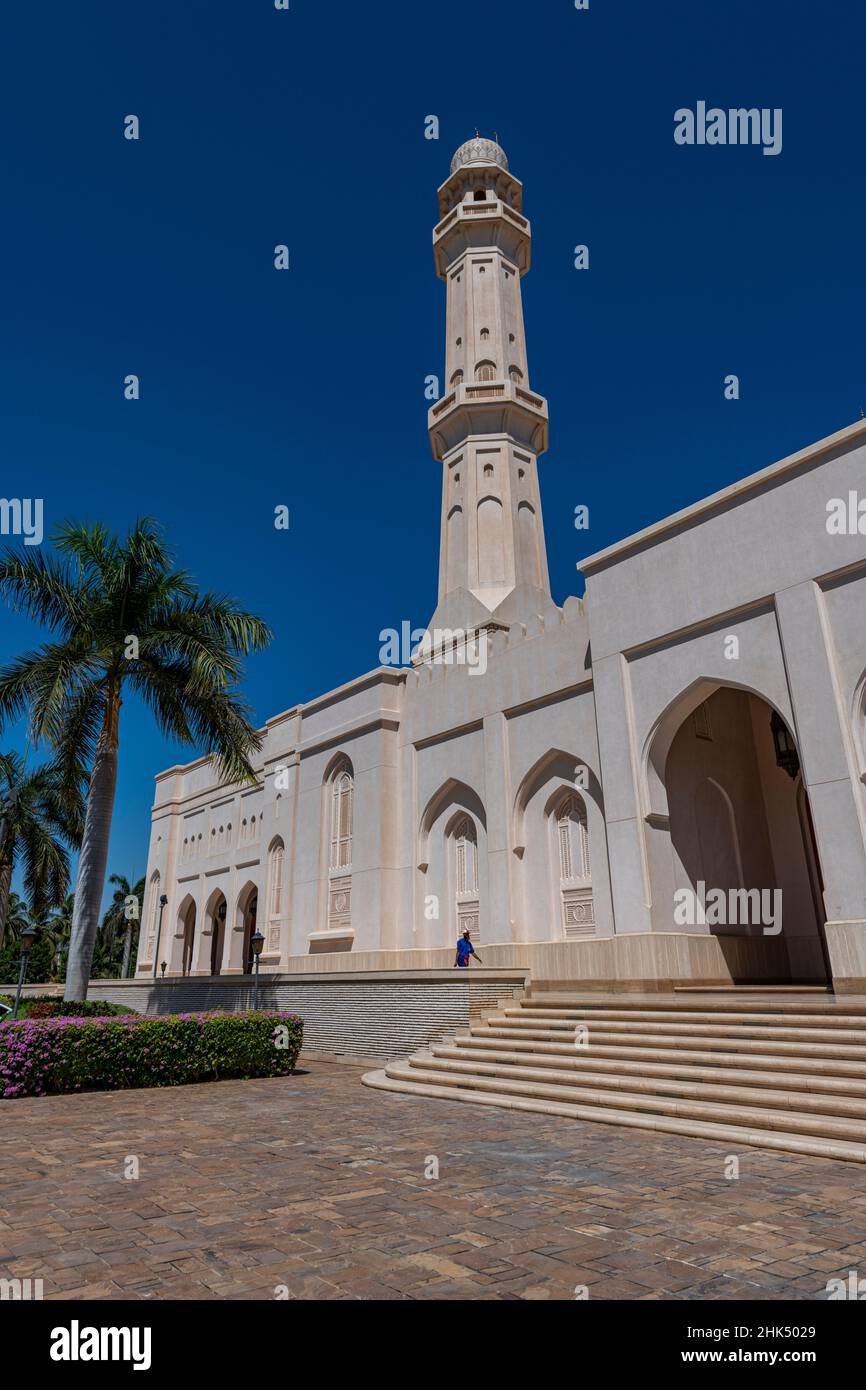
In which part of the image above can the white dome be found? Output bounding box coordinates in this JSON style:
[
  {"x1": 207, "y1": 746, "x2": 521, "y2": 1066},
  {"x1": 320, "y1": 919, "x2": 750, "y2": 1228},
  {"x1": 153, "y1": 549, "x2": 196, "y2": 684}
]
[{"x1": 450, "y1": 137, "x2": 509, "y2": 174}]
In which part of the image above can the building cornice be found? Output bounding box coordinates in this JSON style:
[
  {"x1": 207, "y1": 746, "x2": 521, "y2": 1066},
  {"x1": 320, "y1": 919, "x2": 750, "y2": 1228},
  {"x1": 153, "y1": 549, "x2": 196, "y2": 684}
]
[{"x1": 578, "y1": 417, "x2": 866, "y2": 576}]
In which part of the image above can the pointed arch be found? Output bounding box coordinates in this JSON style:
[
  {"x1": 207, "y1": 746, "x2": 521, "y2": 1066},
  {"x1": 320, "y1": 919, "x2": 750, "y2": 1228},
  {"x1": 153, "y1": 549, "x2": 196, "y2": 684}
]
[
  {"x1": 204, "y1": 885, "x2": 228, "y2": 976},
  {"x1": 144, "y1": 871, "x2": 161, "y2": 959},
  {"x1": 418, "y1": 778, "x2": 487, "y2": 871},
  {"x1": 234, "y1": 879, "x2": 259, "y2": 975},
  {"x1": 322, "y1": 753, "x2": 355, "y2": 936},
  {"x1": 267, "y1": 835, "x2": 285, "y2": 920},
  {"x1": 176, "y1": 893, "x2": 196, "y2": 977},
  {"x1": 642, "y1": 675, "x2": 796, "y2": 824},
  {"x1": 512, "y1": 748, "x2": 601, "y2": 857}
]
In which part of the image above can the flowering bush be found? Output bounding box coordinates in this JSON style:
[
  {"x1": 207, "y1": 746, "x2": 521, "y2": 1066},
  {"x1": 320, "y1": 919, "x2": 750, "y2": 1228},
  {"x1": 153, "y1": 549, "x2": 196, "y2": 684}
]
[{"x1": 0, "y1": 1011, "x2": 304, "y2": 1099}]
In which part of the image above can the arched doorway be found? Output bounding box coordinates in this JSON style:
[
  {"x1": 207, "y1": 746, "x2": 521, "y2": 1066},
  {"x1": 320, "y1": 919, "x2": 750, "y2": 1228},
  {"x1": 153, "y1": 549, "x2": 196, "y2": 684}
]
[
  {"x1": 206, "y1": 890, "x2": 227, "y2": 976},
  {"x1": 241, "y1": 891, "x2": 258, "y2": 975},
  {"x1": 659, "y1": 685, "x2": 827, "y2": 981},
  {"x1": 178, "y1": 897, "x2": 196, "y2": 977}
]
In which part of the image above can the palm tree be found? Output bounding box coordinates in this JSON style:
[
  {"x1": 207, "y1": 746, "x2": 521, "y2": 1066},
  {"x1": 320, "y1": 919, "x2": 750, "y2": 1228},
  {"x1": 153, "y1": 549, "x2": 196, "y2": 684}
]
[
  {"x1": 0, "y1": 751, "x2": 83, "y2": 955},
  {"x1": 101, "y1": 872, "x2": 146, "y2": 978},
  {"x1": 1, "y1": 890, "x2": 30, "y2": 947},
  {"x1": 0, "y1": 519, "x2": 272, "y2": 1000}
]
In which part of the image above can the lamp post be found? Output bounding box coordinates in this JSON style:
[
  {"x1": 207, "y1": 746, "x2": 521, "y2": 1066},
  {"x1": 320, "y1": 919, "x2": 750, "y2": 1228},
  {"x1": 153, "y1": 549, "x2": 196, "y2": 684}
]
[
  {"x1": 770, "y1": 711, "x2": 801, "y2": 780},
  {"x1": 152, "y1": 894, "x2": 168, "y2": 979},
  {"x1": 250, "y1": 930, "x2": 265, "y2": 1011},
  {"x1": 12, "y1": 925, "x2": 37, "y2": 1020}
]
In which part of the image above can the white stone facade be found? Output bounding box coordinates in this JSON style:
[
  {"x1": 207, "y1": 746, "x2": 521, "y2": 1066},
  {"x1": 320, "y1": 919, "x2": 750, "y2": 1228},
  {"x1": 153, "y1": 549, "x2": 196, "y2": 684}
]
[{"x1": 138, "y1": 140, "x2": 866, "y2": 992}]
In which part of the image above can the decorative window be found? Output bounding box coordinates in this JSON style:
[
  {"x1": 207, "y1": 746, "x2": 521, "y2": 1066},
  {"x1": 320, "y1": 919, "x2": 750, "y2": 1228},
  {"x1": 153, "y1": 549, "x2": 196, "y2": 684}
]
[
  {"x1": 473, "y1": 188, "x2": 486, "y2": 202},
  {"x1": 147, "y1": 873, "x2": 160, "y2": 953},
  {"x1": 557, "y1": 795, "x2": 590, "y2": 882},
  {"x1": 450, "y1": 370, "x2": 464, "y2": 388},
  {"x1": 268, "y1": 838, "x2": 285, "y2": 921},
  {"x1": 329, "y1": 770, "x2": 354, "y2": 870},
  {"x1": 475, "y1": 361, "x2": 497, "y2": 382},
  {"x1": 484, "y1": 463, "x2": 494, "y2": 478},
  {"x1": 509, "y1": 365, "x2": 523, "y2": 384},
  {"x1": 480, "y1": 327, "x2": 490, "y2": 341},
  {"x1": 454, "y1": 817, "x2": 478, "y2": 894}
]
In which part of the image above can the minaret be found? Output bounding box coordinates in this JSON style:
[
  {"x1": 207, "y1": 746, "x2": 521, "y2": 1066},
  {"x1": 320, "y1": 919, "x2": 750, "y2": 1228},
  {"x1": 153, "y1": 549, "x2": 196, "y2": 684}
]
[{"x1": 425, "y1": 136, "x2": 556, "y2": 643}]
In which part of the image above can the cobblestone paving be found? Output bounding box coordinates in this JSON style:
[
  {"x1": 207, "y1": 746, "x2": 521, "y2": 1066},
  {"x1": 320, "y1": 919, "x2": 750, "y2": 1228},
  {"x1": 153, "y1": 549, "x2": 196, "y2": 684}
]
[{"x1": 2, "y1": 1061, "x2": 865, "y2": 1300}]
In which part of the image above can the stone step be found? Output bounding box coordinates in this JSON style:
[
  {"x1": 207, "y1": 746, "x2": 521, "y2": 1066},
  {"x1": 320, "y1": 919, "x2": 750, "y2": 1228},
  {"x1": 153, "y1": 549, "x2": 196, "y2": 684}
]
[
  {"x1": 390, "y1": 1058, "x2": 866, "y2": 1142},
  {"x1": 429, "y1": 1042, "x2": 866, "y2": 1101},
  {"x1": 507, "y1": 1005, "x2": 866, "y2": 1032},
  {"x1": 493, "y1": 1011, "x2": 866, "y2": 1045},
  {"x1": 471, "y1": 1022, "x2": 866, "y2": 1061},
  {"x1": 421, "y1": 1050, "x2": 866, "y2": 1118},
  {"x1": 523, "y1": 991, "x2": 859, "y2": 1017},
  {"x1": 361, "y1": 1068, "x2": 866, "y2": 1164},
  {"x1": 453, "y1": 1031, "x2": 866, "y2": 1078}
]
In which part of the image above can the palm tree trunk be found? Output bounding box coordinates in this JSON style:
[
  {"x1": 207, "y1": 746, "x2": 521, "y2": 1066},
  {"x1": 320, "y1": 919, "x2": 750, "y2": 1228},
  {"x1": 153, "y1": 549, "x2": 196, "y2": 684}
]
[
  {"x1": 121, "y1": 920, "x2": 132, "y2": 978},
  {"x1": 64, "y1": 693, "x2": 120, "y2": 1001},
  {"x1": 0, "y1": 859, "x2": 11, "y2": 958}
]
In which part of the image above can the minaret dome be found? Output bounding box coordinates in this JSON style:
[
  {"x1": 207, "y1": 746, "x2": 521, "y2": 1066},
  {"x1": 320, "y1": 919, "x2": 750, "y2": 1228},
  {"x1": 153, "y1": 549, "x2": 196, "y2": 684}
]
[{"x1": 450, "y1": 137, "x2": 509, "y2": 174}]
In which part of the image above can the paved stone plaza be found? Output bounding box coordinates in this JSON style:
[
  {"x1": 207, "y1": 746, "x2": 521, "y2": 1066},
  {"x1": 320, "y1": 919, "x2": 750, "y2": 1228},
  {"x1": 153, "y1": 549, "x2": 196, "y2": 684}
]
[{"x1": 2, "y1": 1062, "x2": 865, "y2": 1301}]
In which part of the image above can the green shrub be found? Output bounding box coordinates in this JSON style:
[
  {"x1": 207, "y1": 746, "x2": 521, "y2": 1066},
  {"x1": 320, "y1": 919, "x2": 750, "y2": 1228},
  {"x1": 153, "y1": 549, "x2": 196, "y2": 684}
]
[
  {"x1": 9, "y1": 996, "x2": 135, "y2": 1020},
  {"x1": 0, "y1": 1010, "x2": 303, "y2": 1098}
]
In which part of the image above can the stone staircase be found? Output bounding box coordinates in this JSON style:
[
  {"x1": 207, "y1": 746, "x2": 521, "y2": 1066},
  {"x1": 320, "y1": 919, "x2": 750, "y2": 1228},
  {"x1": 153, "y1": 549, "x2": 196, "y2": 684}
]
[{"x1": 362, "y1": 990, "x2": 866, "y2": 1162}]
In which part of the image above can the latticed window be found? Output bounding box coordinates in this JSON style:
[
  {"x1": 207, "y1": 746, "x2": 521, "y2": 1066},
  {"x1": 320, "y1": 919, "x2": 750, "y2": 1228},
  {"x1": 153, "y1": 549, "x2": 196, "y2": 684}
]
[
  {"x1": 147, "y1": 874, "x2": 160, "y2": 950},
  {"x1": 268, "y1": 840, "x2": 284, "y2": 919},
  {"x1": 329, "y1": 770, "x2": 353, "y2": 870},
  {"x1": 450, "y1": 370, "x2": 463, "y2": 389},
  {"x1": 475, "y1": 360, "x2": 497, "y2": 382},
  {"x1": 454, "y1": 817, "x2": 478, "y2": 894},
  {"x1": 557, "y1": 796, "x2": 590, "y2": 882},
  {"x1": 509, "y1": 365, "x2": 523, "y2": 384}
]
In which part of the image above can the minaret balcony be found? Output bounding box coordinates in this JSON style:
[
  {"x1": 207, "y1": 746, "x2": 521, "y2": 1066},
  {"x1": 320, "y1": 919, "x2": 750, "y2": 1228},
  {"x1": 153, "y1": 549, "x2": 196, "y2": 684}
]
[
  {"x1": 427, "y1": 379, "x2": 548, "y2": 459},
  {"x1": 433, "y1": 200, "x2": 531, "y2": 278}
]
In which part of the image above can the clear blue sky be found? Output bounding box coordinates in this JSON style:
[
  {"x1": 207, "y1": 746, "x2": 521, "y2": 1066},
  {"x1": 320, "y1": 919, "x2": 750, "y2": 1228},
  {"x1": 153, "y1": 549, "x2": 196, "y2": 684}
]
[{"x1": 2, "y1": 0, "x2": 864, "y2": 907}]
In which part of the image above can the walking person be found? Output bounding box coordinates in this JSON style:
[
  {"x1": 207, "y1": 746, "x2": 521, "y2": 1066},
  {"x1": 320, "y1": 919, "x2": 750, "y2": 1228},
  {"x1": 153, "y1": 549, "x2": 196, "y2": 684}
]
[{"x1": 454, "y1": 928, "x2": 483, "y2": 968}]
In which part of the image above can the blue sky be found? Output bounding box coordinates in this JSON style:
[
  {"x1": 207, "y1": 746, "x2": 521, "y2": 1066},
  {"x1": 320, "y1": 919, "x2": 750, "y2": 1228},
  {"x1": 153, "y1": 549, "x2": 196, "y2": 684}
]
[{"x1": 2, "y1": 0, "x2": 864, "y2": 906}]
